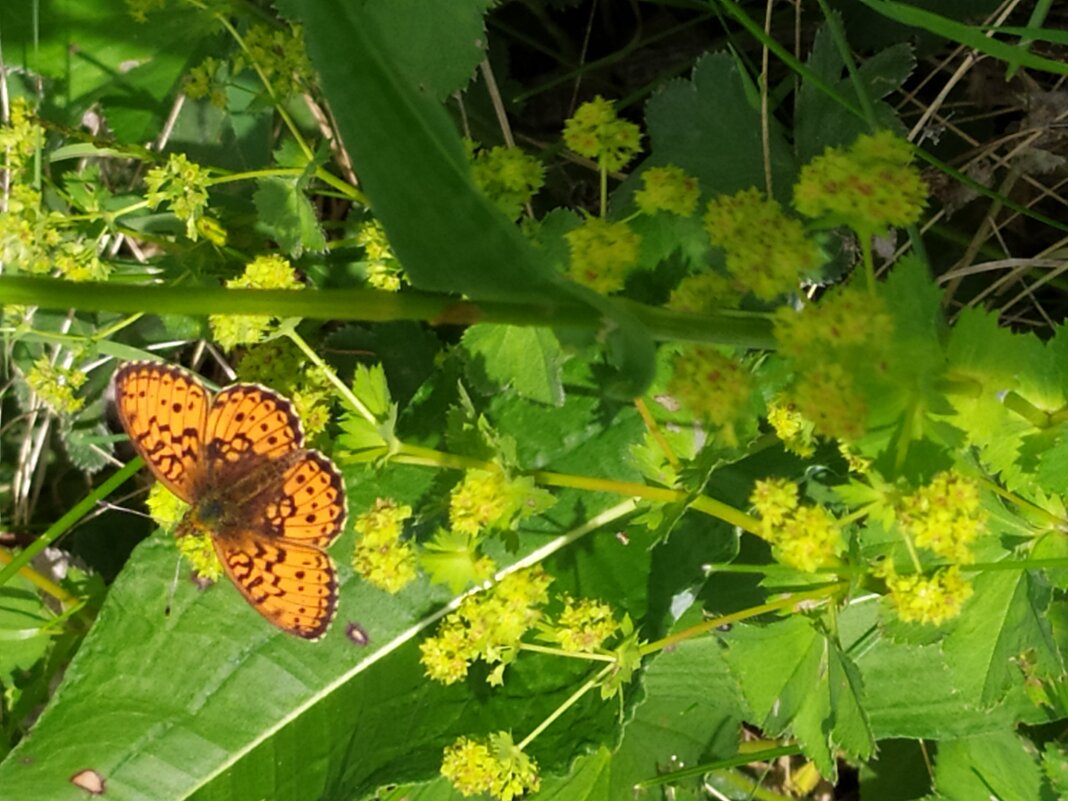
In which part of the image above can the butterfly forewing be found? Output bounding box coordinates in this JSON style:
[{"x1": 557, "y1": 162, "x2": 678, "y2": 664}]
[
  {"x1": 204, "y1": 385, "x2": 304, "y2": 487},
  {"x1": 114, "y1": 361, "x2": 208, "y2": 503}
]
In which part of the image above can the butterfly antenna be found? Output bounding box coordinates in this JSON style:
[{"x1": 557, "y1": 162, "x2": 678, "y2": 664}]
[{"x1": 163, "y1": 555, "x2": 183, "y2": 617}]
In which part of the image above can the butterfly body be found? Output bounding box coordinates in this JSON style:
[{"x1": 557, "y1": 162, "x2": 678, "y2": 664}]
[{"x1": 114, "y1": 361, "x2": 346, "y2": 640}]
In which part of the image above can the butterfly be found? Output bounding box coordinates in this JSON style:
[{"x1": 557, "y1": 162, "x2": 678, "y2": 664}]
[{"x1": 114, "y1": 361, "x2": 346, "y2": 639}]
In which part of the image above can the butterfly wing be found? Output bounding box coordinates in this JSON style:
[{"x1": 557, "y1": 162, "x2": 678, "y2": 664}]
[
  {"x1": 247, "y1": 450, "x2": 347, "y2": 547},
  {"x1": 203, "y1": 384, "x2": 304, "y2": 489},
  {"x1": 214, "y1": 533, "x2": 338, "y2": 640},
  {"x1": 114, "y1": 361, "x2": 208, "y2": 503}
]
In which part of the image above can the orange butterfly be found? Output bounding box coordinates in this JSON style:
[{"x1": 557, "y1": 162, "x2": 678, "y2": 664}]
[{"x1": 114, "y1": 361, "x2": 346, "y2": 639}]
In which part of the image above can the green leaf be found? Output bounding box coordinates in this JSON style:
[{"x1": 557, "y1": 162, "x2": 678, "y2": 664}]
[
  {"x1": 252, "y1": 176, "x2": 326, "y2": 258},
  {"x1": 944, "y1": 569, "x2": 1062, "y2": 706},
  {"x1": 723, "y1": 616, "x2": 862, "y2": 777},
  {"x1": 795, "y1": 21, "x2": 914, "y2": 161},
  {"x1": 420, "y1": 529, "x2": 484, "y2": 594},
  {"x1": 463, "y1": 324, "x2": 565, "y2": 406},
  {"x1": 536, "y1": 637, "x2": 745, "y2": 799},
  {"x1": 0, "y1": 580, "x2": 52, "y2": 684},
  {"x1": 637, "y1": 52, "x2": 798, "y2": 204},
  {"x1": 934, "y1": 729, "x2": 1047, "y2": 801}
]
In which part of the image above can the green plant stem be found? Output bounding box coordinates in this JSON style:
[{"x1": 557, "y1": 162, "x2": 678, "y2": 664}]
[
  {"x1": 640, "y1": 581, "x2": 848, "y2": 655},
  {"x1": 0, "y1": 549, "x2": 84, "y2": 610},
  {"x1": 0, "y1": 458, "x2": 143, "y2": 588},
  {"x1": 518, "y1": 642, "x2": 616, "y2": 663},
  {"x1": 1001, "y1": 390, "x2": 1051, "y2": 429},
  {"x1": 516, "y1": 662, "x2": 614, "y2": 751},
  {"x1": 284, "y1": 328, "x2": 376, "y2": 424},
  {"x1": 0, "y1": 276, "x2": 776, "y2": 349}
]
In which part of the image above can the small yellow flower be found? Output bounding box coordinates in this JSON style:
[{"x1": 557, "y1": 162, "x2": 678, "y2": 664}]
[
  {"x1": 898, "y1": 471, "x2": 985, "y2": 564},
  {"x1": 470, "y1": 143, "x2": 545, "y2": 220},
  {"x1": 208, "y1": 255, "x2": 303, "y2": 350},
  {"x1": 144, "y1": 153, "x2": 212, "y2": 240},
  {"x1": 773, "y1": 505, "x2": 842, "y2": 573},
  {"x1": 176, "y1": 530, "x2": 224, "y2": 582},
  {"x1": 355, "y1": 219, "x2": 407, "y2": 291},
  {"x1": 794, "y1": 130, "x2": 927, "y2": 237},
  {"x1": 544, "y1": 595, "x2": 619, "y2": 652},
  {"x1": 704, "y1": 188, "x2": 823, "y2": 300},
  {"x1": 234, "y1": 24, "x2": 313, "y2": 98},
  {"x1": 25, "y1": 356, "x2": 87, "y2": 415},
  {"x1": 352, "y1": 498, "x2": 418, "y2": 593},
  {"x1": 750, "y1": 478, "x2": 800, "y2": 527},
  {"x1": 562, "y1": 95, "x2": 642, "y2": 172},
  {"x1": 884, "y1": 565, "x2": 974, "y2": 625},
  {"x1": 767, "y1": 399, "x2": 816, "y2": 458},
  {"x1": 420, "y1": 568, "x2": 552, "y2": 685},
  {"x1": 789, "y1": 362, "x2": 867, "y2": 443},
  {"x1": 667, "y1": 346, "x2": 752, "y2": 436},
  {"x1": 634, "y1": 165, "x2": 700, "y2": 216},
  {"x1": 441, "y1": 732, "x2": 540, "y2": 801},
  {"x1": 145, "y1": 482, "x2": 189, "y2": 531},
  {"x1": 565, "y1": 217, "x2": 641, "y2": 294}
]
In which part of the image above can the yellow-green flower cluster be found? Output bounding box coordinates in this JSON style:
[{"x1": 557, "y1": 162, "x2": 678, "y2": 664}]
[
  {"x1": 883, "y1": 564, "x2": 973, "y2": 625},
  {"x1": 441, "y1": 732, "x2": 540, "y2": 801},
  {"x1": 470, "y1": 143, "x2": 545, "y2": 221},
  {"x1": 450, "y1": 468, "x2": 546, "y2": 537},
  {"x1": 562, "y1": 95, "x2": 642, "y2": 172},
  {"x1": 789, "y1": 362, "x2": 866, "y2": 443},
  {"x1": 773, "y1": 285, "x2": 894, "y2": 361},
  {"x1": 419, "y1": 567, "x2": 552, "y2": 685},
  {"x1": 184, "y1": 57, "x2": 228, "y2": 108},
  {"x1": 565, "y1": 217, "x2": 641, "y2": 294},
  {"x1": 352, "y1": 498, "x2": 417, "y2": 593},
  {"x1": 355, "y1": 219, "x2": 407, "y2": 291},
  {"x1": 236, "y1": 340, "x2": 333, "y2": 438},
  {"x1": 767, "y1": 398, "x2": 816, "y2": 458},
  {"x1": 667, "y1": 346, "x2": 752, "y2": 440},
  {"x1": 542, "y1": 595, "x2": 619, "y2": 653},
  {"x1": 750, "y1": 479, "x2": 841, "y2": 573},
  {"x1": 145, "y1": 482, "x2": 188, "y2": 532},
  {"x1": 53, "y1": 240, "x2": 109, "y2": 282},
  {"x1": 176, "y1": 530, "x2": 224, "y2": 582},
  {"x1": 0, "y1": 98, "x2": 43, "y2": 173},
  {"x1": 208, "y1": 254, "x2": 304, "y2": 350},
  {"x1": 634, "y1": 165, "x2": 700, "y2": 216},
  {"x1": 898, "y1": 471, "x2": 985, "y2": 564},
  {"x1": 144, "y1": 153, "x2": 212, "y2": 240},
  {"x1": 25, "y1": 356, "x2": 86, "y2": 415},
  {"x1": 794, "y1": 130, "x2": 927, "y2": 237},
  {"x1": 667, "y1": 271, "x2": 737, "y2": 314},
  {"x1": 750, "y1": 478, "x2": 799, "y2": 526},
  {"x1": 234, "y1": 24, "x2": 313, "y2": 98},
  {"x1": 0, "y1": 186, "x2": 64, "y2": 275},
  {"x1": 704, "y1": 188, "x2": 822, "y2": 300}
]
